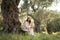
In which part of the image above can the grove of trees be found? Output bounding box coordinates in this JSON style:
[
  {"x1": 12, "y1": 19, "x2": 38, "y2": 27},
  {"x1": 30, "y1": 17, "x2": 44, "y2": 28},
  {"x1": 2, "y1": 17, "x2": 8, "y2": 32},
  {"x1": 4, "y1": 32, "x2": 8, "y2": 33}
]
[{"x1": 0, "y1": 0, "x2": 60, "y2": 34}]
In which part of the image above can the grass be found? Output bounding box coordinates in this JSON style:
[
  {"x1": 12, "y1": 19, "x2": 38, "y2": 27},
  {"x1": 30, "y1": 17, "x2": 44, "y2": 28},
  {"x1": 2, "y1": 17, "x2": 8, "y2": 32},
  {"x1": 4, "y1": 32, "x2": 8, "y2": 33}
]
[
  {"x1": 0, "y1": 24, "x2": 60, "y2": 40},
  {"x1": 0, "y1": 32, "x2": 60, "y2": 40}
]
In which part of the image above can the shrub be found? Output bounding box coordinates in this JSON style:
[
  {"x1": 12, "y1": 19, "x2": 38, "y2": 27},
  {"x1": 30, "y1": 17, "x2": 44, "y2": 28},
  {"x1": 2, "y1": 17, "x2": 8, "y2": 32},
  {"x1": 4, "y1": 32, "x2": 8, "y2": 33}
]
[{"x1": 46, "y1": 18, "x2": 60, "y2": 34}]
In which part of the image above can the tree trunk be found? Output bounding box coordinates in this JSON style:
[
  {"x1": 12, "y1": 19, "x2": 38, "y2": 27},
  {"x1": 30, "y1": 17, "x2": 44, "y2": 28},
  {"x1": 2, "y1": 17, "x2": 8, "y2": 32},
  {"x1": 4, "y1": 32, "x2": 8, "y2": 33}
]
[
  {"x1": 1, "y1": 0, "x2": 21, "y2": 32},
  {"x1": 34, "y1": 20, "x2": 40, "y2": 33},
  {"x1": 28, "y1": 14, "x2": 40, "y2": 33}
]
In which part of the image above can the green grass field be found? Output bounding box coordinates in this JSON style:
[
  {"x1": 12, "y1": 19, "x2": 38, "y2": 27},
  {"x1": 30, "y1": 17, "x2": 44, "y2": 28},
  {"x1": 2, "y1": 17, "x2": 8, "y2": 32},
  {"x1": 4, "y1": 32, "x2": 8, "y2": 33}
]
[{"x1": 0, "y1": 32, "x2": 60, "y2": 40}]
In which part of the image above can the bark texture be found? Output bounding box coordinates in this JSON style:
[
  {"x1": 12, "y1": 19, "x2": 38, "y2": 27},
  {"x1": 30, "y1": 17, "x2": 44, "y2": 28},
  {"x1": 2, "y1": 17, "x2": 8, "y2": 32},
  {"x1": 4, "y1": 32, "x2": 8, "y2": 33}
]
[{"x1": 1, "y1": 0, "x2": 21, "y2": 32}]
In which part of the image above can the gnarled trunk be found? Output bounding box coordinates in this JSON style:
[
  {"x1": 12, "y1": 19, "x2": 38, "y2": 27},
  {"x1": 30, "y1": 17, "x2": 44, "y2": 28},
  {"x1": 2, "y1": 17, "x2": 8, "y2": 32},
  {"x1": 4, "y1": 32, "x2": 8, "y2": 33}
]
[
  {"x1": 28, "y1": 14, "x2": 40, "y2": 33},
  {"x1": 1, "y1": 0, "x2": 21, "y2": 32}
]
